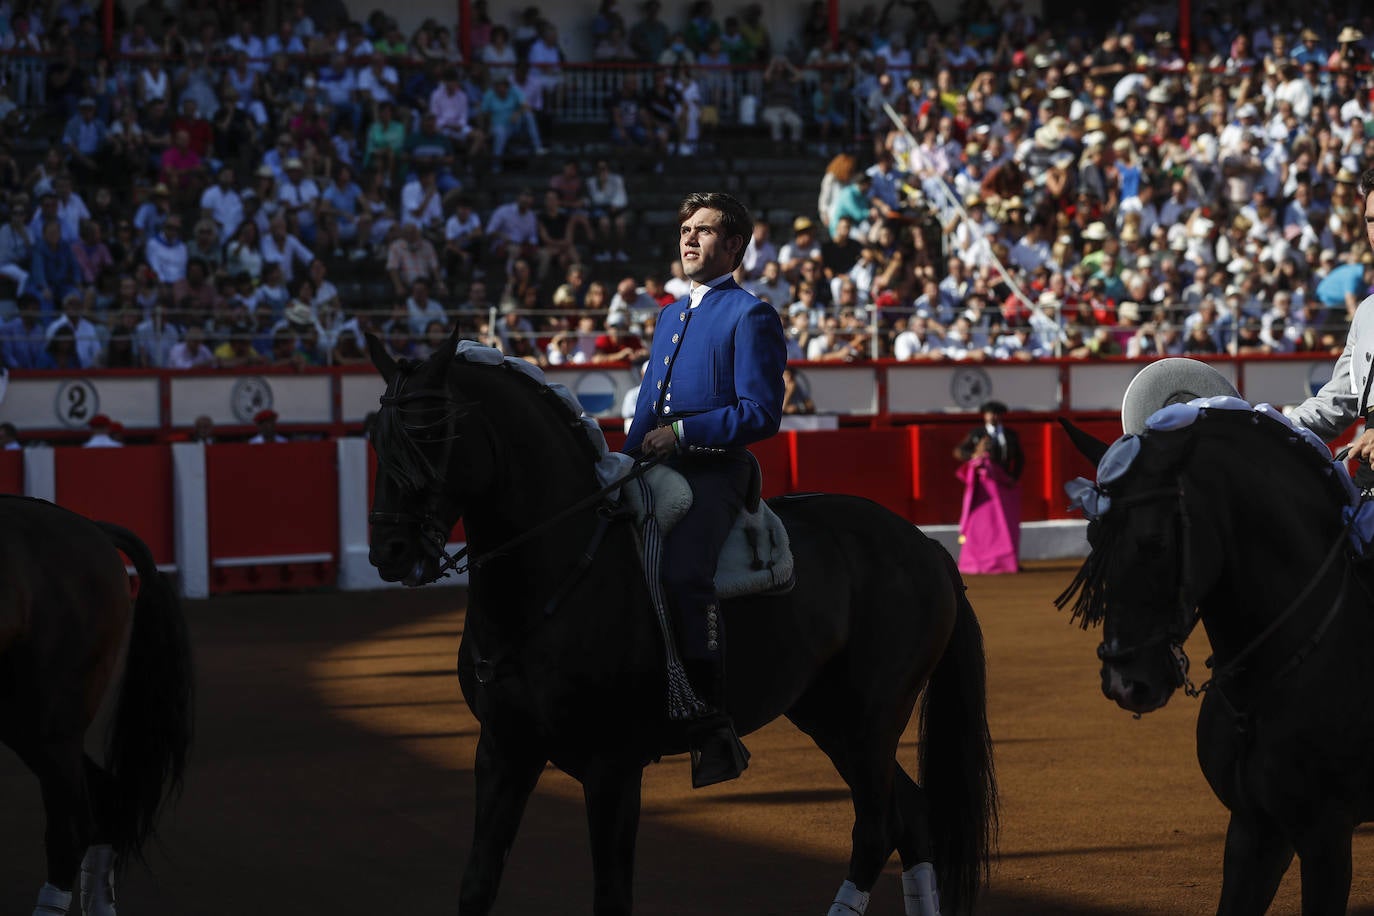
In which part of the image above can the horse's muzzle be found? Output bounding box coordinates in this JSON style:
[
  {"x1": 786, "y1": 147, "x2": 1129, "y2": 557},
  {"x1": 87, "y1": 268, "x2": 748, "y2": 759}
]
[
  {"x1": 369, "y1": 536, "x2": 430, "y2": 585},
  {"x1": 1101, "y1": 663, "x2": 1173, "y2": 714}
]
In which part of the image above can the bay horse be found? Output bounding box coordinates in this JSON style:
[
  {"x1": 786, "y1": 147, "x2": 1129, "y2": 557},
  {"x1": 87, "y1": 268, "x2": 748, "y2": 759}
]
[
  {"x1": 1, "y1": 496, "x2": 194, "y2": 915},
  {"x1": 364, "y1": 335, "x2": 997, "y2": 916},
  {"x1": 1059, "y1": 400, "x2": 1374, "y2": 914}
]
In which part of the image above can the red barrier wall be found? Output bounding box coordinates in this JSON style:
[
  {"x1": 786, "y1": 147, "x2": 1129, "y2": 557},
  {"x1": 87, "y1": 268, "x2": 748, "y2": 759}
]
[
  {"x1": 910, "y1": 424, "x2": 968, "y2": 525},
  {"x1": 791, "y1": 428, "x2": 916, "y2": 520},
  {"x1": 54, "y1": 445, "x2": 176, "y2": 565},
  {"x1": 206, "y1": 442, "x2": 338, "y2": 592},
  {"x1": 750, "y1": 433, "x2": 794, "y2": 499},
  {"x1": 0, "y1": 451, "x2": 20, "y2": 495}
]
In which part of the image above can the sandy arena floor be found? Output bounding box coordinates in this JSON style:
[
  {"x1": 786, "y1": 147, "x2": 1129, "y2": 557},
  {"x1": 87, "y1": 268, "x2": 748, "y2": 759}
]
[{"x1": 3, "y1": 562, "x2": 1374, "y2": 914}]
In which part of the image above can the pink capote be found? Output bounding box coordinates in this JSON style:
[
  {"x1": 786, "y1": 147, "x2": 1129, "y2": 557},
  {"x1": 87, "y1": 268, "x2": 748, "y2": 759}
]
[{"x1": 956, "y1": 454, "x2": 1021, "y2": 574}]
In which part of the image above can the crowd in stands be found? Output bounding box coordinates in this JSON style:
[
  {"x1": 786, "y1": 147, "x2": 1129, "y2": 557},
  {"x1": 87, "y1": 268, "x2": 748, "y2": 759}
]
[{"x1": 0, "y1": 0, "x2": 1373, "y2": 380}]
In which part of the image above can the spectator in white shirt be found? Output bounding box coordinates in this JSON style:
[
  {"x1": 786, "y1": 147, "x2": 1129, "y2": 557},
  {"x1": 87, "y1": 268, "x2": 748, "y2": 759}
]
[
  {"x1": 200, "y1": 166, "x2": 244, "y2": 244},
  {"x1": 166, "y1": 324, "x2": 217, "y2": 368},
  {"x1": 400, "y1": 167, "x2": 445, "y2": 232},
  {"x1": 357, "y1": 52, "x2": 399, "y2": 105},
  {"x1": 259, "y1": 214, "x2": 314, "y2": 285},
  {"x1": 145, "y1": 216, "x2": 189, "y2": 284},
  {"x1": 586, "y1": 160, "x2": 629, "y2": 261},
  {"x1": 405, "y1": 278, "x2": 448, "y2": 336},
  {"x1": 276, "y1": 158, "x2": 320, "y2": 244},
  {"x1": 893, "y1": 315, "x2": 945, "y2": 360}
]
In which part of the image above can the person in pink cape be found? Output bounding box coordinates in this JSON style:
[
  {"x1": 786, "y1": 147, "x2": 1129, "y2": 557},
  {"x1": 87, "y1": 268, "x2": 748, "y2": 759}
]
[{"x1": 953, "y1": 400, "x2": 1023, "y2": 574}]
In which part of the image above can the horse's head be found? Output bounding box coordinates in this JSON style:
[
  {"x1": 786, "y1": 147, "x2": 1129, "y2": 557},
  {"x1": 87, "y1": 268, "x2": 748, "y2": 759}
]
[
  {"x1": 1060, "y1": 422, "x2": 1205, "y2": 715},
  {"x1": 1064, "y1": 405, "x2": 1357, "y2": 716},
  {"x1": 365, "y1": 331, "x2": 497, "y2": 586}
]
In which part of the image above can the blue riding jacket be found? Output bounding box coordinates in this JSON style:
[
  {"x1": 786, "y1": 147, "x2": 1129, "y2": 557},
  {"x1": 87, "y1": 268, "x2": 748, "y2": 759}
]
[{"x1": 624, "y1": 279, "x2": 787, "y2": 453}]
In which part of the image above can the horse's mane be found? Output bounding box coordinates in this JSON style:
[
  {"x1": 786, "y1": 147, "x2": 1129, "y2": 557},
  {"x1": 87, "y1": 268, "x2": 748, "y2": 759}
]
[
  {"x1": 462, "y1": 352, "x2": 610, "y2": 470},
  {"x1": 1056, "y1": 402, "x2": 1357, "y2": 629}
]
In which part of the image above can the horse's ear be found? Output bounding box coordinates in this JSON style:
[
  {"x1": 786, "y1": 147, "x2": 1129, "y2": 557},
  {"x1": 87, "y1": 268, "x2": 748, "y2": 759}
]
[
  {"x1": 1059, "y1": 418, "x2": 1110, "y2": 466},
  {"x1": 441, "y1": 322, "x2": 464, "y2": 363},
  {"x1": 365, "y1": 332, "x2": 398, "y2": 384}
]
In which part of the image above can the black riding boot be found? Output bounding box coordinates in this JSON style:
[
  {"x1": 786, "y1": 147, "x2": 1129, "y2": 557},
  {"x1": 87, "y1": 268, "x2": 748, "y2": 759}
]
[{"x1": 685, "y1": 657, "x2": 750, "y2": 788}]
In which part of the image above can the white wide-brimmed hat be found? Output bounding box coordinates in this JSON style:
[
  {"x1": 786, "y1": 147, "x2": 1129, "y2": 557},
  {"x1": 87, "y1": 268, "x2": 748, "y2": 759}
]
[{"x1": 1121, "y1": 357, "x2": 1240, "y2": 435}]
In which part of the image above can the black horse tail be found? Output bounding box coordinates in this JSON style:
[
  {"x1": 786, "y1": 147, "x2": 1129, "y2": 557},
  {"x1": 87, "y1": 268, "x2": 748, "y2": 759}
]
[
  {"x1": 96, "y1": 522, "x2": 195, "y2": 864},
  {"x1": 918, "y1": 548, "x2": 998, "y2": 915}
]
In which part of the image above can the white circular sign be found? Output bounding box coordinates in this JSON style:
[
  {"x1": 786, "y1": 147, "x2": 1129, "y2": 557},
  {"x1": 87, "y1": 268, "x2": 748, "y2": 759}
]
[
  {"x1": 54, "y1": 379, "x2": 100, "y2": 428},
  {"x1": 950, "y1": 367, "x2": 992, "y2": 409},
  {"x1": 231, "y1": 377, "x2": 275, "y2": 423}
]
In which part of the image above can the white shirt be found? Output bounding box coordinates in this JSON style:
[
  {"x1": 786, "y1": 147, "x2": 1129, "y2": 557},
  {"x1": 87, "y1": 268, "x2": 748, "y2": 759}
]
[
  {"x1": 201, "y1": 185, "x2": 244, "y2": 243},
  {"x1": 400, "y1": 180, "x2": 443, "y2": 228},
  {"x1": 687, "y1": 272, "x2": 733, "y2": 309},
  {"x1": 277, "y1": 178, "x2": 320, "y2": 228}
]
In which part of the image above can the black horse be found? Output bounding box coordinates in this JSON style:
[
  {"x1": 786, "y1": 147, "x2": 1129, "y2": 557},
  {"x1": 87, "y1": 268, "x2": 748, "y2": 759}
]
[
  {"x1": 365, "y1": 336, "x2": 997, "y2": 916},
  {"x1": 1060, "y1": 403, "x2": 1374, "y2": 914},
  {"x1": 0, "y1": 496, "x2": 194, "y2": 915}
]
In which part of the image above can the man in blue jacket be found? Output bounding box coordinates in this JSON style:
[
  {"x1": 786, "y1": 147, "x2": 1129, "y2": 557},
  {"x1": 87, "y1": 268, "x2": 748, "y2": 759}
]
[{"x1": 624, "y1": 191, "x2": 787, "y2": 786}]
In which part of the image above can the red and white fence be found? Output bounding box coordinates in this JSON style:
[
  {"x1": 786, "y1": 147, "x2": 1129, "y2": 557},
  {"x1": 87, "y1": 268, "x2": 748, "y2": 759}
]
[{"x1": 0, "y1": 355, "x2": 1353, "y2": 597}]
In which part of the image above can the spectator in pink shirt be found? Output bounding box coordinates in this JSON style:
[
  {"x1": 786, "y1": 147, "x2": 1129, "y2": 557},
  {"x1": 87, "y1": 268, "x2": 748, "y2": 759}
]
[
  {"x1": 160, "y1": 128, "x2": 207, "y2": 206},
  {"x1": 429, "y1": 68, "x2": 486, "y2": 159}
]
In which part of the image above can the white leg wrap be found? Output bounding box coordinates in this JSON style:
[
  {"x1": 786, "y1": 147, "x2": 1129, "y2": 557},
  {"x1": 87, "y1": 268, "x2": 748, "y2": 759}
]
[
  {"x1": 826, "y1": 879, "x2": 870, "y2": 915},
  {"x1": 902, "y1": 862, "x2": 941, "y2": 916},
  {"x1": 33, "y1": 883, "x2": 72, "y2": 915},
  {"x1": 81, "y1": 845, "x2": 118, "y2": 916}
]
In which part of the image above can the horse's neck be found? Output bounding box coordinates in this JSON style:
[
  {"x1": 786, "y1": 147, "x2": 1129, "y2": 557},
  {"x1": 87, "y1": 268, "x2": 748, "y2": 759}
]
[
  {"x1": 1188, "y1": 451, "x2": 1349, "y2": 669},
  {"x1": 461, "y1": 390, "x2": 604, "y2": 633}
]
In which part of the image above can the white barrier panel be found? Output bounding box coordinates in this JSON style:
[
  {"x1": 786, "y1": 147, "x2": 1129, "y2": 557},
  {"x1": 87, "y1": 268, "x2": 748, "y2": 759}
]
[
  {"x1": 169, "y1": 374, "x2": 333, "y2": 426},
  {"x1": 0, "y1": 376, "x2": 161, "y2": 430},
  {"x1": 791, "y1": 366, "x2": 878, "y2": 415},
  {"x1": 341, "y1": 372, "x2": 386, "y2": 423},
  {"x1": 887, "y1": 363, "x2": 1060, "y2": 413},
  {"x1": 544, "y1": 366, "x2": 642, "y2": 417},
  {"x1": 1067, "y1": 361, "x2": 1240, "y2": 413},
  {"x1": 171, "y1": 442, "x2": 209, "y2": 599},
  {"x1": 1241, "y1": 358, "x2": 1332, "y2": 408},
  {"x1": 780, "y1": 414, "x2": 839, "y2": 431}
]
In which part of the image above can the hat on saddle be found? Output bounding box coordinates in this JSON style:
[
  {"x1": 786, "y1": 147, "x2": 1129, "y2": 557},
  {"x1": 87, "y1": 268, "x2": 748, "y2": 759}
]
[{"x1": 1120, "y1": 357, "x2": 1240, "y2": 435}]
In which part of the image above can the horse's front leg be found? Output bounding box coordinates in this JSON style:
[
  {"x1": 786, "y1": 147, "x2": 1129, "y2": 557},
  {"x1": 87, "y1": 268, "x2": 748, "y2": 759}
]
[
  {"x1": 458, "y1": 729, "x2": 547, "y2": 916},
  {"x1": 581, "y1": 758, "x2": 645, "y2": 916},
  {"x1": 1294, "y1": 817, "x2": 1353, "y2": 916},
  {"x1": 1215, "y1": 812, "x2": 1292, "y2": 916}
]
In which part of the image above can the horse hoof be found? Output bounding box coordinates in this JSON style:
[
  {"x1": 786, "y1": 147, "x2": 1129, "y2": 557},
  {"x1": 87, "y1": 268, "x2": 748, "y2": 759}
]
[
  {"x1": 81, "y1": 845, "x2": 118, "y2": 916},
  {"x1": 33, "y1": 883, "x2": 72, "y2": 915}
]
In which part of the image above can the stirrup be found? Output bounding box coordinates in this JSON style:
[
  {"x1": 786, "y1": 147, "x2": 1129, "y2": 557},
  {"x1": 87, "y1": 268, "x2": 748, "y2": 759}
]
[{"x1": 688, "y1": 714, "x2": 750, "y2": 788}]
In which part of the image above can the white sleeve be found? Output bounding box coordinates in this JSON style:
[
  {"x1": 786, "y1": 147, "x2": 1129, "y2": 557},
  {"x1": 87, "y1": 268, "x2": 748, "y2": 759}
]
[{"x1": 1286, "y1": 339, "x2": 1358, "y2": 441}]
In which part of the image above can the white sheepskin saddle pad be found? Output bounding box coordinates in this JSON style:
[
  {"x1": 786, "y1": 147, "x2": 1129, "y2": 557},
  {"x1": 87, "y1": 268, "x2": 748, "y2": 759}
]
[{"x1": 621, "y1": 464, "x2": 794, "y2": 599}]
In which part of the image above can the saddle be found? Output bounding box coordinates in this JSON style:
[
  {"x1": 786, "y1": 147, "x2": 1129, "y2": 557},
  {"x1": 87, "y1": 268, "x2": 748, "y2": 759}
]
[{"x1": 620, "y1": 452, "x2": 795, "y2": 599}]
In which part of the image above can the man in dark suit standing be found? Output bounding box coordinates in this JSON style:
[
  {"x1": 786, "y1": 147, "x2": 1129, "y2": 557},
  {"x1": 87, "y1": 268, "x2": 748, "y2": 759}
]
[
  {"x1": 954, "y1": 400, "x2": 1024, "y2": 480},
  {"x1": 624, "y1": 191, "x2": 787, "y2": 786}
]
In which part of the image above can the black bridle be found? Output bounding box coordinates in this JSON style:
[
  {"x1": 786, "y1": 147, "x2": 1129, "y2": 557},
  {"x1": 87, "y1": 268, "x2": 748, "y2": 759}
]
[
  {"x1": 368, "y1": 364, "x2": 662, "y2": 581},
  {"x1": 368, "y1": 372, "x2": 475, "y2": 576},
  {"x1": 1094, "y1": 479, "x2": 1356, "y2": 699}
]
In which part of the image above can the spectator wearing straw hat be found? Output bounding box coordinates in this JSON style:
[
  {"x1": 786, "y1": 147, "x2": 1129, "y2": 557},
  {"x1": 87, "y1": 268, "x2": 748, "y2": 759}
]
[{"x1": 276, "y1": 157, "x2": 320, "y2": 245}]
